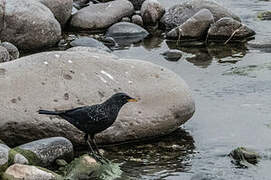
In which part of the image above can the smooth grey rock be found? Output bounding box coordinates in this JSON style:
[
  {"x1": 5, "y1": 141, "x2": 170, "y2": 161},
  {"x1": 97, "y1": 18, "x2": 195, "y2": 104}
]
[
  {"x1": 70, "y1": 37, "x2": 111, "y2": 52},
  {"x1": 67, "y1": 46, "x2": 118, "y2": 58},
  {"x1": 166, "y1": 9, "x2": 214, "y2": 40},
  {"x1": 106, "y1": 22, "x2": 149, "y2": 44},
  {"x1": 70, "y1": 0, "x2": 134, "y2": 30},
  {"x1": 0, "y1": 51, "x2": 195, "y2": 147},
  {"x1": 141, "y1": 0, "x2": 165, "y2": 25},
  {"x1": 132, "y1": 15, "x2": 144, "y2": 26},
  {"x1": 0, "y1": 47, "x2": 10, "y2": 63},
  {"x1": 121, "y1": 17, "x2": 131, "y2": 22},
  {"x1": 0, "y1": 42, "x2": 19, "y2": 60},
  {"x1": 3, "y1": 164, "x2": 62, "y2": 180},
  {"x1": 160, "y1": 0, "x2": 241, "y2": 30},
  {"x1": 37, "y1": 0, "x2": 73, "y2": 27},
  {"x1": 0, "y1": 144, "x2": 9, "y2": 169},
  {"x1": 161, "y1": 49, "x2": 182, "y2": 61},
  {"x1": 0, "y1": 0, "x2": 61, "y2": 50},
  {"x1": 207, "y1": 17, "x2": 255, "y2": 41},
  {"x1": 14, "y1": 154, "x2": 29, "y2": 165},
  {"x1": 128, "y1": 0, "x2": 145, "y2": 10},
  {"x1": 17, "y1": 137, "x2": 73, "y2": 167}
]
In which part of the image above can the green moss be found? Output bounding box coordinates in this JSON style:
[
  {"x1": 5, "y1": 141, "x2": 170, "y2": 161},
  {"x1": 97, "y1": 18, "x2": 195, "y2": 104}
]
[
  {"x1": 7, "y1": 149, "x2": 18, "y2": 166},
  {"x1": 2, "y1": 173, "x2": 21, "y2": 180},
  {"x1": 0, "y1": 139, "x2": 4, "y2": 144},
  {"x1": 13, "y1": 148, "x2": 41, "y2": 166},
  {"x1": 0, "y1": 162, "x2": 8, "y2": 178}
]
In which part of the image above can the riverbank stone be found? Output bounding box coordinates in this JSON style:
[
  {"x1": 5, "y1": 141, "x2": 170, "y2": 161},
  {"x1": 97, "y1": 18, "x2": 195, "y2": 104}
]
[
  {"x1": 0, "y1": 144, "x2": 9, "y2": 175},
  {"x1": 70, "y1": 37, "x2": 111, "y2": 52},
  {"x1": 14, "y1": 137, "x2": 73, "y2": 167},
  {"x1": 0, "y1": 0, "x2": 61, "y2": 50},
  {"x1": 0, "y1": 42, "x2": 19, "y2": 60},
  {"x1": 0, "y1": 47, "x2": 10, "y2": 63},
  {"x1": 70, "y1": 0, "x2": 134, "y2": 30},
  {"x1": 141, "y1": 0, "x2": 165, "y2": 25},
  {"x1": 0, "y1": 51, "x2": 195, "y2": 147},
  {"x1": 160, "y1": 0, "x2": 241, "y2": 30},
  {"x1": 229, "y1": 147, "x2": 260, "y2": 165}
]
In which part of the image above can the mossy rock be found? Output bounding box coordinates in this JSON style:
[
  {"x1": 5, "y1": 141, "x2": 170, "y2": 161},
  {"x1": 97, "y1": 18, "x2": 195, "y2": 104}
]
[
  {"x1": 229, "y1": 147, "x2": 260, "y2": 166},
  {"x1": 258, "y1": 11, "x2": 271, "y2": 20},
  {"x1": 13, "y1": 147, "x2": 41, "y2": 166},
  {"x1": 0, "y1": 162, "x2": 8, "y2": 177},
  {"x1": 8, "y1": 149, "x2": 28, "y2": 166}
]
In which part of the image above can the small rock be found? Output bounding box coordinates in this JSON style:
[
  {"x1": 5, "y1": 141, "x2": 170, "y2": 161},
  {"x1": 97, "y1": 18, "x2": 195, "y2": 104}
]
[
  {"x1": 207, "y1": 17, "x2": 255, "y2": 42},
  {"x1": 258, "y1": 11, "x2": 271, "y2": 20},
  {"x1": 229, "y1": 147, "x2": 260, "y2": 165},
  {"x1": 141, "y1": 0, "x2": 165, "y2": 25},
  {"x1": 0, "y1": 47, "x2": 10, "y2": 63},
  {"x1": 161, "y1": 49, "x2": 182, "y2": 61},
  {"x1": 15, "y1": 137, "x2": 74, "y2": 167},
  {"x1": 132, "y1": 15, "x2": 144, "y2": 26},
  {"x1": 121, "y1": 17, "x2": 131, "y2": 22},
  {"x1": 70, "y1": 37, "x2": 111, "y2": 52},
  {"x1": 55, "y1": 159, "x2": 68, "y2": 167},
  {"x1": 13, "y1": 153, "x2": 29, "y2": 165},
  {"x1": 166, "y1": 9, "x2": 214, "y2": 40},
  {"x1": 2, "y1": 164, "x2": 62, "y2": 180},
  {"x1": 0, "y1": 42, "x2": 19, "y2": 60},
  {"x1": 0, "y1": 144, "x2": 9, "y2": 174}
]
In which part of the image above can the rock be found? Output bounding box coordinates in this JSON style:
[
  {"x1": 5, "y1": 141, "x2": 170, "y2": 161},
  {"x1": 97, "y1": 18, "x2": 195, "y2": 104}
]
[
  {"x1": 55, "y1": 159, "x2": 68, "y2": 167},
  {"x1": 70, "y1": 0, "x2": 134, "y2": 30},
  {"x1": 8, "y1": 149, "x2": 29, "y2": 165},
  {"x1": 14, "y1": 137, "x2": 73, "y2": 167},
  {"x1": 0, "y1": 144, "x2": 9, "y2": 174},
  {"x1": 128, "y1": 0, "x2": 145, "y2": 10},
  {"x1": 229, "y1": 147, "x2": 260, "y2": 165},
  {"x1": 0, "y1": 47, "x2": 10, "y2": 63},
  {"x1": 258, "y1": 11, "x2": 271, "y2": 20},
  {"x1": 161, "y1": 49, "x2": 182, "y2": 61},
  {"x1": 132, "y1": 14, "x2": 144, "y2": 26},
  {"x1": 2, "y1": 164, "x2": 62, "y2": 180},
  {"x1": 160, "y1": 0, "x2": 241, "y2": 30},
  {"x1": 141, "y1": 0, "x2": 165, "y2": 25},
  {"x1": 0, "y1": 51, "x2": 195, "y2": 147},
  {"x1": 67, "y1": 46, "x2": 117, "y2": 58},
  {"x1": 37, "y1": 0, "x2": 73, "y2": 27},
  {"x1": 166, "y1": 9, "x2": 214, "y2": 40},
  {"x1": 0, "y1": 42, "x2": 19, "y2": 60},
  {"x1": 106, "y1": 22, "x2": 149, "y2": 45},
  {"x1": 0, "y1": 0, "x2": 61, "y2": 50},
  {"x1": 247, "y1": 39, "x2": 271, "y2": 49},
  {"x1": 121, "y1": 17, "x2": 131, "y2": 22},
  {"x1": 70, "y1": 37, "x2": 111, "y2": 52},
  {"x1": 207, "y1": 17, "x2": 255, "y2": 42}
]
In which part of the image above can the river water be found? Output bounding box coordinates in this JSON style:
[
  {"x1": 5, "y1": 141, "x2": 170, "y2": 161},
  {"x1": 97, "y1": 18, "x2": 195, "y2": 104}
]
[{"x1": 103, "y1": 0, "x2": 271, "y2": 179}]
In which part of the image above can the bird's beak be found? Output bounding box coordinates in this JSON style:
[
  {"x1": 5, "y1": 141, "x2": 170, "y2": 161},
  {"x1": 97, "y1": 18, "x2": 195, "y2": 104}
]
[{"x1": 128, "y1": 98, "x2": 138, "y2": 102}]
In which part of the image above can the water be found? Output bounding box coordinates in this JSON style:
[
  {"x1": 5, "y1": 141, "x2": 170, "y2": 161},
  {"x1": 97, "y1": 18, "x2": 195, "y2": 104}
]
[{"x1": 101, "y1": 0, "x2": 271, "y2": 179}]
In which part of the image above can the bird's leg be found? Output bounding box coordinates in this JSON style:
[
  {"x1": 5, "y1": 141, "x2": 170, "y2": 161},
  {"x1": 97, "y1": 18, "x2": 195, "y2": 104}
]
[
  {"x1": 84, "y1": 134, "x2": 102, "y2": 162},
  {"x1": 91, "y1": 136, "x2": 110, "y2": 163}
]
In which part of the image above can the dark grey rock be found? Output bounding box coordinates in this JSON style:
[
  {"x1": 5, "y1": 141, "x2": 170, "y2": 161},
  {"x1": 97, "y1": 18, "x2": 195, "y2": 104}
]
[
  {"x1": 16, "y1": 137, "x2": 74, "y2": 167},
  {"x1": 132, "y1": 15, "x2": 144, "y2": 26},
  {"x1": 166, "y1": 9, "x2": 214, "y2": 40},
  {"x1": 141, "y1": 0, "x2": 165, "y2": 25},
  {"x1": 70, "y1": 37, "x2": 111, "y2": 52},
  {"x1": 229, "y1": 147, "x2": 260, "y2": 165},
  {"x1": 161, "y1": 49, "x2": 182, "y2": 61},
  {"x1": 128, "y1": 0, "x2": 146, "y2": 10},
  {"x1": 106, "y1": 22, "x2": 149, "y2": 44},
  {"x1": 207, "y1": 17, "x2": 255, "y2": 42},
  {"x1": 160, "y1": 0, "x2": 241, "y2": 30},
  {"x1": 121, "y1": 17, "x2": 131, "y2": 22},
  {"x1": 0, "y1": 47, "x2": 10, "y2": 63},
  {"x1": 70, "y1": 0, "x2": 134, "y2": 30},
  {"x1": 0, "y1": 42, "x2": 19, "y2": 60},
  {"x1": 0, "y1": 0, "x2": 61, "y2": 50}
]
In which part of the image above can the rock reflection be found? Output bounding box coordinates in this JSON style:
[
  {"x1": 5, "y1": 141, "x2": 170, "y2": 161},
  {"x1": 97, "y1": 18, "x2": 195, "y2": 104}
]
[{"x1": 102, "y1": 128, "x2": 195, "y2": 179}]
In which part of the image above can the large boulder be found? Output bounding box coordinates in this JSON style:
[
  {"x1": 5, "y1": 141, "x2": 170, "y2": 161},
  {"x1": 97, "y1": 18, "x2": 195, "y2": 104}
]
[
  {"x1": 0, "y1": 51, "x2": 195, "y2": 147},
  {"x1": 160, "y1": 0, "x2": 240, "y2": 30},
  {"x1": 70, "y1": 0, "x2": 134, "y2": 30},
  {"x1": 141, "y1": 0, "x2": 165, "y2": 25},
  {"x1": 37, "y1": 0, "x2": 73, "y2": 27},
  {"x1": 0, "y1": 0, "x2": 61, "y2": 50}
]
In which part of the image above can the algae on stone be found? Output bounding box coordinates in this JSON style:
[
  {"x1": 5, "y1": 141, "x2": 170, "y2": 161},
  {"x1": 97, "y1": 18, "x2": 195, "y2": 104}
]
[{"x1": 13, "y1": 148, "x2": 41, "y2": 166}]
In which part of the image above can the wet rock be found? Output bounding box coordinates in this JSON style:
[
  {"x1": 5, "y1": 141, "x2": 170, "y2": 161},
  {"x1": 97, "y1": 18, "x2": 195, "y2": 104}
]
[
  {"x1": 160, "y1": 0, "x2": 240, "y2": 30},
  {"x1": 258, "y1": 11, "x2": 271, "y2": 20},
  {"x1": 14, "y1": 137, "x2": 73, "y2": 167},
  {"x1": 37, "y1": 0, "x2": 73, "y2": 27},
  {"x1": 132, "y1": 15, "x2": 144, "y2": 26},
  {"x1": 0, "y1": 51, "x2": 195, "y2": 147},
  {"x1": 166, "y1": 9, "x2": 214, "y2": 40},
  {"x1": 2, "y1": 164, "x2": 62, "y2": 180},
  {"x1": 0, "y1": 0, "x2": 61, "y2": 50},
  {"x1": 247, "y1": 39, "x2": 271, "y2": 49},
  {"x1": 106, "y1": 22, "x2": 149, "y2": 45},
  {"x1": 0, "y1": 42, "x2": 19, "y2": 60},
  {"x1": 207, "y1": 17, "x2": 255, "y2": 42},
  {"x1": 0, "y1": 47, "x2": 10, "y2": 63},
  {"x1": 67, "y1": 46, "x2": 117, "y2": 58},
  {"x1": 70, "y1": 37, "x2": 111, "y2": 52},
  {"x1": 161, "y1": 49, "x2": 182, "y2": 61},
  {"x1": 121, "y1": 17, "x2": 131, "y2": 22},
  {"x1": 229, "y1": 147, "x2": 260, "y2": 165},
  {"x1": 128, "y1": 0, "x2": 145, "y2": 10},
  {"x1": 70, "y1": 0, "x2": 134, "y2": 30},
  {"x1": 141, "y1": 0, "x2": 165, "y2": 25},
  {"x1": 0, "y1": 144, "x2": 9, "y2": 174}
]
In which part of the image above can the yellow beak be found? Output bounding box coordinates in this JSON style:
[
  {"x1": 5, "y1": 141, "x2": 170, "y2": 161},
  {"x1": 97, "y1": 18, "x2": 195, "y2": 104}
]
[{"x1": 128, "y1": 98, "x2": 138, "y2": 102}]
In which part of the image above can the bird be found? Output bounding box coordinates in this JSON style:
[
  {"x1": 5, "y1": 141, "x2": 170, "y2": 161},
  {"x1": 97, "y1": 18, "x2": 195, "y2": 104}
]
[{"x1": 38, "y1": 92, "x2": 137, "y2": 162}]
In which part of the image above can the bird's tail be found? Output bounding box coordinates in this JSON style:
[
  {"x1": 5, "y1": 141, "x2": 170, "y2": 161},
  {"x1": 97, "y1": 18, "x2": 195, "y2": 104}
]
[{"x1": 38, "y1": 110, "x2": 61, "y2": 115}]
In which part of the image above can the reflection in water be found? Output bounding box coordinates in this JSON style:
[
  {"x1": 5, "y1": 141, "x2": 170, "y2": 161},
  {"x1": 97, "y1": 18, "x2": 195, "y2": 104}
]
[{"x1": 102, "y1": 128, "x2": 195, "y2": 179}]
